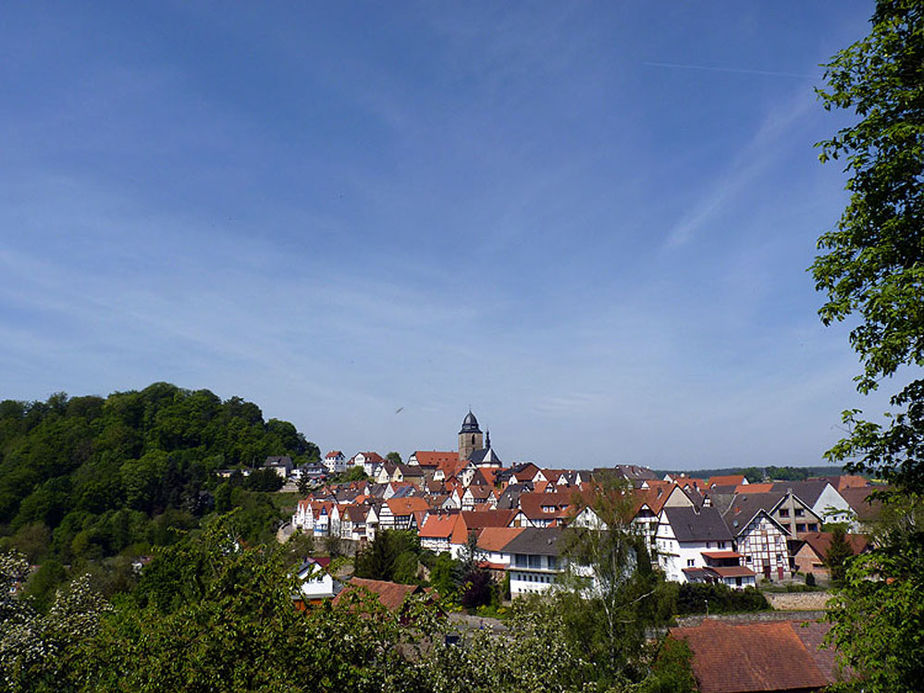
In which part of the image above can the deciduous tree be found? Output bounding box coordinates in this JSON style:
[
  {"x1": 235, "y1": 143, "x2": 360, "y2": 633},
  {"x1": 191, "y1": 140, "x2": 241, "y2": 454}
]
[{"x1": 814, "y1": 2, "x2": 924, "y2": 688}]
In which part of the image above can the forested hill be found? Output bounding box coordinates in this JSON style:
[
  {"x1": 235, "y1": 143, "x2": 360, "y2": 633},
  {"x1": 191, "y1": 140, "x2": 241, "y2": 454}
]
[
  {"x1": 655, "y1": 466, "x2": 846, "y2": 483},
  {"x1": 0, "y1": 383, "x2": 318, "y2": 580}
]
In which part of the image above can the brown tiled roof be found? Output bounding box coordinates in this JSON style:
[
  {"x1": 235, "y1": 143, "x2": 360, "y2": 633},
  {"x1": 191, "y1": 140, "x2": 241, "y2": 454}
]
[
  {"x1": 707, "y1": 566, "x2": 755, "y2": 578},
  {"x1": 701, "y1": 551, "x2": 741, "y2": 559},
  {"x1": 799, "y1": 531, "x2": 869, "y2": 560},
  {"x1": 670, "y1": 620, "x2": 830, "y2": 692},
  {"x1": 790, "y1": 620, "x2": 853, "y2": 684},
  {"x1": 465, "y1": 485, "x2": 492, "y2": 500},
  {"x1": 333, "y1": 578, "x2": 420, "y2": 612},
  {"x1": 343, "y1": 504, "x2": 368, "y2": 522},
  {"x1": 839, "y1": 486, "x2": 884, "y2": 521},
  {"x1": 412, "y1": 451, "x2": 459, "y2": 468},
  {"x1": 325, "y1": 450, "x2": 343, "y2": 458}
]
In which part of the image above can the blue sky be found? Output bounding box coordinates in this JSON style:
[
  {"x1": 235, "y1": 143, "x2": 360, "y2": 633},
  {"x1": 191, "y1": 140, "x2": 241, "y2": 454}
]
[{"x1": 0, "y1": 1, "x2": 886, "y2": 469}]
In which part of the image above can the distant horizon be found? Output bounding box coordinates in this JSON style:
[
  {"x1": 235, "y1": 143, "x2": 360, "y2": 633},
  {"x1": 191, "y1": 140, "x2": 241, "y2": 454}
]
[{"x1": 0, "y1": 2, "x2": 882, "y2": 470}]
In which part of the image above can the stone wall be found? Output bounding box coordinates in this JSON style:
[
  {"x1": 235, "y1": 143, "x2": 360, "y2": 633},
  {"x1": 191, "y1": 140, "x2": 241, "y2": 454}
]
[{"x1": 765, "y1": 591, "x2": 832, "y2": 611}]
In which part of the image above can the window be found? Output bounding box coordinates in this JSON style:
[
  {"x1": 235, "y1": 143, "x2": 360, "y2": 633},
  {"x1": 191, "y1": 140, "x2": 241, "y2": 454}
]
[
  {"x1": 718, "y1": 541, "x2": 726, "y2": 549},
  {"x1": 746, "y1": 556, "x2": 752, "y2": 563},
  {"x1": 796, "y1": 524, "x2": 806, "y2": 533},
  {"x1": 706, "y1": 542, "x2": 711, "y2": 549},
  {"x1": 528, "y1": 555, "x2": 541, "y2": 569},
  {"x1": 547, "y1": 556, "x2": 559, "y2": 570},
  {"x1": 794, "y1": 508, "x2": 805, "y2": 517},
  {"x1": 808, "y1": 523, "x2": 818, "y2": 532},
  {"x1": 687, "y1": 559, "x2": 695, "y2": 567},
  {"x1": 779, "y1": 509, "x2": 789, "y2": 517}
]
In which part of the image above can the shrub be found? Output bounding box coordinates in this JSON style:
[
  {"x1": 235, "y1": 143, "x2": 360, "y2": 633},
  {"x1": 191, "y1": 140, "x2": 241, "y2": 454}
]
[{"x1": 676, "y1": 583, "x2": 769, "y2": 615}]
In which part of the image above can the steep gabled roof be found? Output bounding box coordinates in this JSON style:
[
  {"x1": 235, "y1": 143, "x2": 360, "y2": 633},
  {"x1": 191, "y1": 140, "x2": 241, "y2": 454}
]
[
  {"x1": 707, "y1": 474, "x2": 747, "y2": 487},
  {"x1": 839, "y1": 486, "x2": 884, "y2": 521},
  {"x1": 661, "y1": 506, "x2": 733, "y2": 543},
  {"x1": 468, "y1": 446, "x2": 502, "y2": 465},
  {"x1": 769, "y1": 480, "x2": 831, "y2": 506},
  {"x1": 418, "y1": 513, "x2": 459, "y2": 539}
]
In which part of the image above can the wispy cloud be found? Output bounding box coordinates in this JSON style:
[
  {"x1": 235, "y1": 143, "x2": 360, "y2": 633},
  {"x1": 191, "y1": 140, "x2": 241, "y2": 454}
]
[{"x1": 664, "y1": 90, "x2": 817, "y2": 248}]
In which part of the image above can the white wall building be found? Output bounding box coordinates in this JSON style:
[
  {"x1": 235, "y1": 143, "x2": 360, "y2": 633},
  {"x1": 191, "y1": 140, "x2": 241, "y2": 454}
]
[{"x1": 656, "y1": 506, "x2": 735, "y2": 583}]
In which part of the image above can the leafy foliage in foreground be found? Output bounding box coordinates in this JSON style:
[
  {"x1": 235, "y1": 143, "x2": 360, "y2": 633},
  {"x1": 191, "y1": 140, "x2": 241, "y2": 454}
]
[
  {"x1": 813, "y1": 2, "x2": 924, "y2": 689},
  {"x1": 1, "y1": 512, "x2": 694, "y2": 692}
]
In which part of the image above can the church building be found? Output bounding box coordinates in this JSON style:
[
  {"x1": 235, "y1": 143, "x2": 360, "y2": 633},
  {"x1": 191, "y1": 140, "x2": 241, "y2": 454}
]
[{"x1": 458, "y1": 410, "x2": 502, "y2": 467}]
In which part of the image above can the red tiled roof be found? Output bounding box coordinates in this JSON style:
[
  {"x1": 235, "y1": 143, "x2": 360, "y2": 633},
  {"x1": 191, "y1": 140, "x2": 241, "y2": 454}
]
[
  {"x1": 451, "y1": 510, "x2": 518, "y2": 545},
  {"x1": 707, "y1": 474, "x2": 746, "y2": 488},
  {"x1": 418, "y1": 513, "x2": 459, "y2": 539},
  {"x1": 670, "y1": 620, "x2": 830, "y2": 692},
  {"x1": 460, "y1": 509, "x2": 517, "y2": 529},
  {"x1": 676, "y1": 477, "x2": 706, "y2": 490},
  {"x1": 737, "y1": 483, "x2": 773, "y2": 494},
  {"x1": 333, "y1": 578, "x2": 420, "y2": 612},
  {"x1": 325, "y1": 450, "x2": 343, "y2": 458},
  {"x1": 477, "y1": 467, "x2": 499, "y2": 486},
  {"x1": 476, "y1": 526, "x2": 524, "y2": 552},
  {"x1": 701, "y1": 551, "x2": 742, "y2": 559},
  {"x1": 386, "y1": 496, "x2": 430, "y2": 516},
  {"x1": 513, "y1": 464, "x2": 539, "y2": 482},
  {"x1": 477, "y1": 561, "x2": 508, "y2": 571},
  {"x1": 633, "y1": 483, "x2": 677, "y2": 516}
]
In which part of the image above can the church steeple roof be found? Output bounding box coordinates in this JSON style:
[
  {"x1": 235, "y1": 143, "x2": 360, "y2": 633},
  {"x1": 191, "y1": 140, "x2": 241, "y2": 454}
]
[{"x1": 459, "y1": 410, "x2": 481, "y2": 434}]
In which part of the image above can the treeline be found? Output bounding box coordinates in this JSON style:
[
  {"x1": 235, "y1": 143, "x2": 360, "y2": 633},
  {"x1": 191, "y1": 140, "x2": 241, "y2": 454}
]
[
  {"x1": 0, "y1": 383, "x2": 318, "y2": 598},
  {"x1": 658, "y1": 465, "x2": 846, "y2": 483}
]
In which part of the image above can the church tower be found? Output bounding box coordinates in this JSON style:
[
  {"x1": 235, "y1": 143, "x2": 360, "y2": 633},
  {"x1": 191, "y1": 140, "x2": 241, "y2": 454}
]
[{"x1": 458, "y1": 410, "x2": 484, "y2": 461}]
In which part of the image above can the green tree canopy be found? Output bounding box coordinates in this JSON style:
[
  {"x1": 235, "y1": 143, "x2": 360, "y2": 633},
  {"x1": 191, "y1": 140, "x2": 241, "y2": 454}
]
[
  {"x1": 814, "y1": 3, "x2": 924, "y2": 689},
  {"x1": 812, "y1": 0, "x2": 924, "y2": 493}
]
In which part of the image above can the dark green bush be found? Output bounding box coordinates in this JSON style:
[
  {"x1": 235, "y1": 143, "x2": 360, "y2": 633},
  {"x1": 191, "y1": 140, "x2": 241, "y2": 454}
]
[{"x1": 676, "y1": 583, "x2": 768, "y2": 615}]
